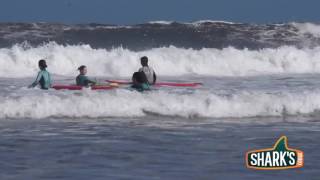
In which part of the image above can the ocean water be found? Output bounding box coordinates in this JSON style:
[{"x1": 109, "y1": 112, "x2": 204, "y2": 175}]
[{"x1": 0, "y1": 21, "x2": 320, "y2": 179}]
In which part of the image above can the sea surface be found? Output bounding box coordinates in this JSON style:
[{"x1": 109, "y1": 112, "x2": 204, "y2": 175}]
[{"x1": 0, "y1": 21, "x2": 320, "y2": 179}]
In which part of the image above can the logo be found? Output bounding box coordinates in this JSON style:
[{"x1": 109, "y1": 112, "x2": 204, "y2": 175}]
[{"x1": 246, "y1": 136, "x2": 304, "y2": 170}]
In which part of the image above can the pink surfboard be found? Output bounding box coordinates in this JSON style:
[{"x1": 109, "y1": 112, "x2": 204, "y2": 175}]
[{"x1": 105, "y1": 80, "x2": 202, "y2": 87}]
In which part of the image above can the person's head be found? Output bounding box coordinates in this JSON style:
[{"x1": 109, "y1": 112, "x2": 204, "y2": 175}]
[
  {"x1": 140, "y1": 56, "x2": 148, "y2": 67},
  {"x1": 78, "y1": 65, "x2": 87, "y2": 75},
  {"x1": 132, "y1": 71, "x2": 148, "y2": 84},
  {"x1": 38, "y1": 59, "x2": 47, "y2": 70}
]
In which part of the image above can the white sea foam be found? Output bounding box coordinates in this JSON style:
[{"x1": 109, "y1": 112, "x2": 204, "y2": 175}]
[
  {"x1": 0, "y1": 89, "x2": 320, "y2": 119},
  {"x1": 292, "y1": 22, "x2": 320, "y2": 38},
  {"x1": 147, "y1": 20, "x2": 235, "y2": 25},
  {"x1": 148, "y1": 21, "x2": 173, "y2": 25},
  {"x1": 1, "y1": 42, "x2": 320, "y2": 78},
  {"x1": 190, "y1": 20, "x2": 237, "y2": 26}
]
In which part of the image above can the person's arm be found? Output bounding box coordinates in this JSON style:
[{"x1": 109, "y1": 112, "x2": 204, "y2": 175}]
[
  {"x1": 153, "y1": 72, "x2": 157, "y2": 84},
  {"x1": 76, "y1": 76, "x2": 80, "y2": 85},
  {"x1": 48, "y1": 72, "x2": 52, "y2": 88},
  {"x1": 29, "y1": 71, "x2": 42, "y2": 88},
  {"x1": 86, "y1": 77, "x2": 97, "y2": 85},
  {"x1": 87, "y1": 79, "x2": 96, "y2": 85}
]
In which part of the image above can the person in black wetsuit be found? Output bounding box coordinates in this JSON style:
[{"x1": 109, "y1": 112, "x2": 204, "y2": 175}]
[{"x1": 131, "y1": 71, "x2": 150, "y2": 92}]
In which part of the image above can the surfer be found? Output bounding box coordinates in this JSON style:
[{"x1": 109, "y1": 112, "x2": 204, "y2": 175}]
[
  {"x1": 131, "y1": 71, "x2": 150, "y2": 92},
  {"x1": 76, "y1": 65, "x2": 97, "y2": 86},
  {"x1": 29, "y1": 59, "x2": 52, "y2": 90},
  {"x1": 139, "y1": 56, "x2": 156, "y2": 84}
]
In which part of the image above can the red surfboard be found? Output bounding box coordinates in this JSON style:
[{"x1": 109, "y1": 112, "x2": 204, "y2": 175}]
[
  {"x1": 52, "y1": 85, "x2": 115, "y2": 90},
  {"x1": 105, "y1": 80, "x2": 202, "y2": 87}
]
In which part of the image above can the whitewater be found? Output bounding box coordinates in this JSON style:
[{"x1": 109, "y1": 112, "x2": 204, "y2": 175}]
[
  {"x1": 2, "y1": 43, "x2": 320, "y2": 77},
  {"x1": 1, "y1": 21, "x2": 320, "y2": 180},
  {"x1": 1, "y1": 42, "x2": 320, "y2": 119}
]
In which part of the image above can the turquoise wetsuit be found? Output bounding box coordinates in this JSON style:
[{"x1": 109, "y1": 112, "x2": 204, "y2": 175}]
[
  {"x1": 31, "y1": 69, "x2": 52, "y2": 89},
  {"x1": 76, "y1": 75, "x2": 96, "y2": 86},
  {"x1": 131, "y1": 83, "x2": 150, "y2": 92}
]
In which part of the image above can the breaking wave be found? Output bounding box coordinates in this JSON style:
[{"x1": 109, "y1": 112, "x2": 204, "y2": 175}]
[
  {"x1": 1, "y1": 89, "x2": 320, "y2": 119},
  {"x1": 1, "y1": 43, "x2": 320, "y2": 77}
]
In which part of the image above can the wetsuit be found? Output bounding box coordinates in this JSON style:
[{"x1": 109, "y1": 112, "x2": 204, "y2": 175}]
[
  {"x1": 139, "y1": 66, "x2": 156, "y2": 84},
  {"x1": 31, "y1": 69, "x2": 52, "y2": 89},
  {"x1": 131, "y1": 83, "x2": 150, "y2": 92},
  {"x1": 76, "y1": 75, "x2": 96, "y2": 86}
]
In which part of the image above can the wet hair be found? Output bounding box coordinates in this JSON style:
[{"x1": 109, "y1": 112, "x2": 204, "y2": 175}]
[
  {"x1": 38, "y1": 59, "x2": 47, "y2": 69},
  {"x1": 132, "y1": 71, "x2": 148, "y2": 84},
  {"x1": 78, "y1": 65, "x2": 86, "y2": 71},
  {"x1": 140, "y1": 56, "x2": 148, "y2": 66}
]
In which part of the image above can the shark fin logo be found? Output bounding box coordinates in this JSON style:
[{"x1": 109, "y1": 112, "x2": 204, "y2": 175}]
[{"x1": 246, "y1": 136, "x2": 304, "y2": 170}]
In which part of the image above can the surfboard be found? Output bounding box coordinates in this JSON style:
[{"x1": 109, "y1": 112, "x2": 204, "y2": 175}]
[
  {"x1": 105, "y1": 80, "x2": 202, "y2": 87},
  {"x1": 52, "y1": 85, "x2": 115, "y2": 90}
]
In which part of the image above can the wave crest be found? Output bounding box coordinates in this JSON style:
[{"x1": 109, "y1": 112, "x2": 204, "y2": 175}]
[
  {"x1": 1, "y1": 89, "x2": 320, "y2": 119},
  {"x1": 1, "y1": 43, "x2": 320, "y2": 78}
]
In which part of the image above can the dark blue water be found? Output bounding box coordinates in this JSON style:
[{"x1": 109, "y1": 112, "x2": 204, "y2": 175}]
[
  {"x1": 0, "y1": 117, "x2": 318, "y2": 180},
  {"x1": 1, "y1": 21, "x2": 320, "y2": 50}
]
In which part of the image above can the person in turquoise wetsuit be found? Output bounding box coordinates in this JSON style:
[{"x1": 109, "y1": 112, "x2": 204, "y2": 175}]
[
  {"x1": 76, "y1": 65, "x2": 96, "y2": 86},
  {"x1": 29, "y1": 59, "x2": 52, "y2": 90},
  {"x1": 131, "y1": 71, "x2": 150, "y2": 92}
]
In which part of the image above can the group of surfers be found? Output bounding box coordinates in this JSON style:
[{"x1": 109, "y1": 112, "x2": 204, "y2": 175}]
[{"x1": 29, "y1": 56, "x2": 157, "y2": 92}]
